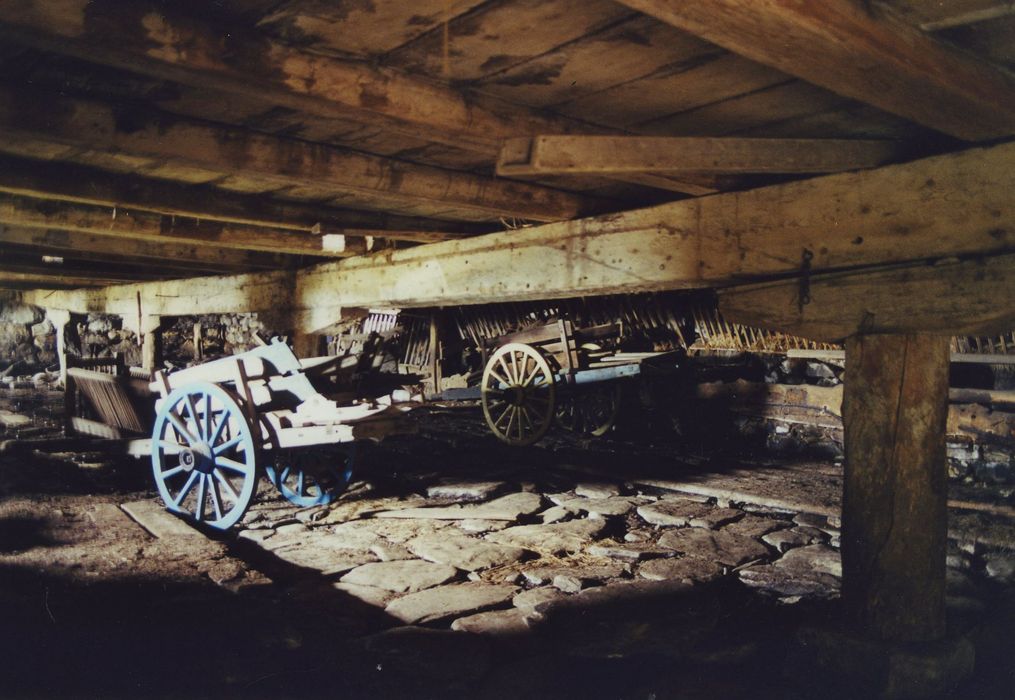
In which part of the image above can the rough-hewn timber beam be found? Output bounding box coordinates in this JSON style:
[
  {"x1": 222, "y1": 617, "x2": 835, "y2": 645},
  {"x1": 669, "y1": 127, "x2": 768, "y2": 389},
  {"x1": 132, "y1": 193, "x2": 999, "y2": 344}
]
[
  {"x1": 0, "y1": 224, "x2": 289, "y2": 272},
  {"x1": 0, "y1": 0, "x2": 589, "y2": 156},
  {"x1": 615, "y1": 0, "x2": 1015, "y2": 140},
  {"x1": 0, "y1": 194, "x2": 361, "y2": 258},
  {"x1": 24, "y1": 141, "x2": 1015, "y2": 331},
  {"x1": 0, "y1": 155, "x2": 494, "y2": 241},
  {"x1": 497, "y1": 136, "x2": 903, "y2": 176},
  {"x1": 0, "y1": 87, "x2": 590, "y2": 223},
  {"x1": 717, "y1": 254, "x2": 1015, "y2": 342},
  {"x1": 0, "y1": 271, "x2": 127, "y2": 289}
]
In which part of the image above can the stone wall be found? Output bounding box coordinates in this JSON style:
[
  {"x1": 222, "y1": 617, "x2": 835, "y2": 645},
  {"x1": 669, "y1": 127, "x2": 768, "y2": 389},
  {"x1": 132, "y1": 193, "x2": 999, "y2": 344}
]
[{"x1": 0, "y1": 302, "x2": 55, "y2": 372}]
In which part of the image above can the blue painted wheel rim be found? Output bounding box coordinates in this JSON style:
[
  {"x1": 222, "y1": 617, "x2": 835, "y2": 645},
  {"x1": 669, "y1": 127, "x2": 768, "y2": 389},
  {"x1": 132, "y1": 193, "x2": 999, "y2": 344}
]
[
  {"x1": 151, "y1": 382, "x2": 258, "y2": 530},
  {"x1": 265, "y1": 445, "x2": 355, "y2": 508}
]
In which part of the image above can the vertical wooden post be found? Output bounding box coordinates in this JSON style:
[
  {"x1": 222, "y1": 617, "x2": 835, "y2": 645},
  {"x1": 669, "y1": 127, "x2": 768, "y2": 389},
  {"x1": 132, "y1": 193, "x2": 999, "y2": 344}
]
[
  {"x1": 193, "y1": 321, "x2": 203, "y2": 362},
  {"x1": 841, "y1": 333, "x2": 950, "y2": 642},
  {"x1": 291, "y1": 332, "x2": 322, "y2": 359},
  {"x1": 429, "y1": 310, "x2": 443, "y2": 396},
  {"x1": 45, "y1": 309, "x2": 72, "y2": 387},
  {"x1": 141, "y1": 314, "x2": 163, "y2": 373}
]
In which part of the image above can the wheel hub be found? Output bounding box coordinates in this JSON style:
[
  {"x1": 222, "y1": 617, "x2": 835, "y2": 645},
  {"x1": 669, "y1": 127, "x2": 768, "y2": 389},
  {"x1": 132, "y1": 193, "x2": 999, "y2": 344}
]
[
  {"x1": 508, "y1": 385, "x2": 527, "y2": 406},
  {"x1": 179, "y1": 442, "x2": 215, "y2": 474}
]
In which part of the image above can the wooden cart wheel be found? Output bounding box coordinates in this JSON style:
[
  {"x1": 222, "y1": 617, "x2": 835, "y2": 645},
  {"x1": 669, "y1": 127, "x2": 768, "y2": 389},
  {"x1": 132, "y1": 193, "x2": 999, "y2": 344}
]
[
  {"x1": 265, "y1": 445, "x2": 355, "y2": 508},
  {"x1": 481, "y1": 343, "x2": 556, "y2": 446},
  {"x1": 151, "y1": 382, "x2": 258, "y2": 530},
  {"x1": 555, "y1": 383, "x2": 622, "y2": 437}
]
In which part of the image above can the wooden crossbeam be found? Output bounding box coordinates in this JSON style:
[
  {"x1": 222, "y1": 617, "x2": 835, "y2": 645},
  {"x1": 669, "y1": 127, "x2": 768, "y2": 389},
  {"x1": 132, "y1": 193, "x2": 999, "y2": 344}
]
[
  {"x1": 615, "y1": 0, "x2": 1015, "y2": 140},
  {"x1": 0, "y1": 225, "x2": 289, "y2": 273},
  {"x1": 0, "y1": 87, "x2": 591, "y2": 223},
  {"x1": 0, "y1": 155, "x2": 494, "y2": 241},
  {"x1": 0, "y1": 259, "x2": 167, "y2": 283},
  {"x1": 0, "y1": 194, "x2": 364, "y2": 257},
  {"x1": 717, "y1": 254, "x2": 1015, "y2": 342},
  {"x1": 0, "y1": 0, "x2": 588, "y2": 157},
  {"x1": 24, "y1": 141, "x2": 1015, "y2": 334},
  {"x1": 497, "y1": 136, "x2": 903, "y2": 176},
  {"x1": 0, "y1": 271, "x2": 126, "y2": 289}
]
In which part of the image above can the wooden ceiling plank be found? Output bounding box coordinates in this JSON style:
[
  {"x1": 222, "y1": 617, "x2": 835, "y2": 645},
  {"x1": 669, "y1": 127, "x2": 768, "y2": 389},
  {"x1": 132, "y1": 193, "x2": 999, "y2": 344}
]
[
  {"x1": 557, "y1": 52, "x2": 790, "y2": 129},
  {"x1": 384, "y1": 0, "x2": 633, "y2": 82},
  {"x1": 0, "y1": 0, "x2": 589, "y2": 156},
  {"x1": 476, "y1": 15, "x2": 716, "y2": 108},
  {"x1": 0, "y1": 87, "x2": 589, "y2": 222},
  {"x1": 614, "y1": 0, "x2": 1015, "y2": 140},
  {"x1": 718, "y1": 253, "x2": 1015, "y2": 341},
  {"x1": 497, "y1": 136, "x2": 903, "y2": 176},
  {"x1": 257, "y1": 0, "x2": 489, "y2": 58},
  {"x1": 0, "y1": 193, "x2": 358, "y2": 258},
  {"x1": 880, "y1": 0, "x2": 1015, "y2": 31},
  {"x1": 29, "y1": 141, "x2": 1015, "y2": 328}
]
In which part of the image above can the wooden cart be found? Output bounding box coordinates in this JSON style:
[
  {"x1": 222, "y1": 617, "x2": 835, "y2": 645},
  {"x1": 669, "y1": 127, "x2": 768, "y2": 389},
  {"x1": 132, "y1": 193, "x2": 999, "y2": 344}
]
[
  {"x1": 443, "y1": 318, "x2": 683, "y2": 446},
  {"x1": 66, "y1": 339, "x2": 417, "y2": 529}
]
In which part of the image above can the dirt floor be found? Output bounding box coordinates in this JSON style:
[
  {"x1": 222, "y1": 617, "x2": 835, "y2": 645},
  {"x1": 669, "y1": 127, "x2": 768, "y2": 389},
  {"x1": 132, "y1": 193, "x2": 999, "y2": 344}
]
[{"x1": 1, "y1": 389, "x2": 1014, "y2": 699}]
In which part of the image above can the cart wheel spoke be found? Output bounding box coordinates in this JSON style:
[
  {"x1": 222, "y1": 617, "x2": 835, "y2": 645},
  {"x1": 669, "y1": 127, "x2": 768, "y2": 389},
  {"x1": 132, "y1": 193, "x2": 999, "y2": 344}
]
[
  {"x1": 166, "y1": 411, "x2": 199, "y2": 446},
  {"x1": 194, "y1": 474, "x2": 207, "y2": 521},
  {"x1": 213, "y1": 435, "x2": 243, "y2": 455},
  {"x1": 159, "y1": 464, "x2": 186, "y2": 479},
  {"x1": 213, "y1": 469, "x2": 240, "y2": 503},
  {"x1": 209, "y1": 477, "x2": 224, "y2": 520},
  {"x1": 216, "y1": 456, "x2": 252, "y2": 475},
  {"x1": 173, "y1": 471, "x2": 200, "y2": 507}
]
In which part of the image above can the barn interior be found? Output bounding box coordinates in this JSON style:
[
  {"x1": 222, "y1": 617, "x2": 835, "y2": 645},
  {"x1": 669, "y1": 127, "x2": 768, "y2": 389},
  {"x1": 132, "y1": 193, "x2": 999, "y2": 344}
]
[{"x1": 1, "y1": 0, "x2": 1015, "y2": 697}]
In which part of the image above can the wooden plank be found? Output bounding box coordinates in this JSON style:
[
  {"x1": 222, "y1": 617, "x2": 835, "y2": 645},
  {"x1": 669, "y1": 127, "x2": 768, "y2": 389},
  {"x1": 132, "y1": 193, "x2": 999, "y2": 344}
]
[
  {"x1": 882, "y1": 0, "x2": 1015, "y2": 31},
  {"x1": 557, "y1": 52, "x2": 789, "y2": 128},
  {"x1": 0, "y1": 0, "x2": 591, "y2": 156},
  {"x1": 615, "y1": 0, "x2": 1015, "y2": 140},
  {"x1": 0, "y1": 88, "x2": 588, "y2": 223},
  {"x1": 841, "y1": 334, "x2": 950, "y2": 641},
  {"x1": 0, "y1": 224, "x2": 293, "y2": 272},
  {"x1": 719, "y1": 254, "x2": 1015, "y2": 342},
  {"x1": 385, "y1": 0, "x2": 633, "y2": 81},
  {"x1": 639, "y1": 81, "x2": 849, "y2": 137},
  {"x1": 497, "y1": 136, "x2": 902, "y2": 176},
  {"x1": 257, "y1": 0, "x2": 489, "y2": 58},
  {"x1": 25, "y1": 140, "x2": 1015, "y2": 329},
  {"x1": 0, "y1": 194, "x2": 360, "y2": 258},
  {"x1": 477, "y1": 15, "x2": 716, "y2": 108}
]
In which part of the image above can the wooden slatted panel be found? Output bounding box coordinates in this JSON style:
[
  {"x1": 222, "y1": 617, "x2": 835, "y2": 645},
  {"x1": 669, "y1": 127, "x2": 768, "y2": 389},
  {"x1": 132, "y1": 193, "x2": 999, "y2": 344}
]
[{"x1": 67, "y1": 368, "x2": 148, "y2": 435}]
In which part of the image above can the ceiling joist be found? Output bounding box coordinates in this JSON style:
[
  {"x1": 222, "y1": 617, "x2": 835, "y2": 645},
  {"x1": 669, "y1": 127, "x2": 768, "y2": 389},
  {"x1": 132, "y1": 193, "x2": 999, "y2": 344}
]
[
  {"x1": 0, "y1": 87, "x2": 589, "y2": 223},
  {"x1": 497, "y1": 136, "x2": 903, "y2": 176},
  {"x1": 615, "y1": 0, "x2": 1015, "y2": 140},
  {"x1": 0, "y1": 194, "x2": 361, "y2": 258},
  {"x1": 0, "y1": 155, "x2": 495, "y2": 242}
]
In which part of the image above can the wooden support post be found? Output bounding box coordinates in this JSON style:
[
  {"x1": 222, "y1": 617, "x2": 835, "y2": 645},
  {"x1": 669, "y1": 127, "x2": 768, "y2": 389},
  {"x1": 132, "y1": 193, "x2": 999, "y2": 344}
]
[
  {"x1": 429, "y1": 311, "x2": 443, "y2": 397},
  {"x1": 45, "y1": 308, "x2": 71, "y2": 388},
  {"x1": 290, "y1": 332, "x2": 323, "y2": 359},
  {"x1": 140, "y1": 315, "x2": 163, "y2": 374},
  {"x1": 192, "y1": 322, "x2": 203, "y2": 362},
  {"x1": 841, "y1": 334, "x2": 950, "y2": 642}
]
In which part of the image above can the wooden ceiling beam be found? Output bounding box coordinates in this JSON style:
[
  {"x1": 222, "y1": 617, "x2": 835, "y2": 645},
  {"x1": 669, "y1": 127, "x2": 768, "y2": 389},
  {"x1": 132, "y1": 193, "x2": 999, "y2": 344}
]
[
  {"x1": 0, "y1": 194, "x2": 360, "y2": 258},
  {"x1": 0, "y1": 155, "x2": 495, "y2": 240},
  {"x1": 614, "y1": 0, "x2": 1015, "y2": 141},
  {"x1": 27, "y1": 141, "x2": 1015, "y2": 333},
  {"x1": 498, "y1": 136, "x2": 903, "y2": 176},
  {"x1": 0, "y1": 0, "x2": 589, "y2": 157},
  {"x1": 0, "y1": 224, "x2": 290, "y2": 273},
  {"x1": 0, "y1": 87, "x2": 588, "y2": 223},
  {"x1": 718, "y1": 253, "x2": 1015, "y2": 341},
  {"x1": 0, "y1": 271, "x2": 126, "y2": 289}
]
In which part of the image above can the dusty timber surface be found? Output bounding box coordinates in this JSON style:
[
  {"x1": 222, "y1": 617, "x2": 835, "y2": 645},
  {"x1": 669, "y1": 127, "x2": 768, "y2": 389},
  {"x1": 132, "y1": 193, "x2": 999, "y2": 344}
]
[{"x1": 1, "y1": 390, "x2": 1014, "y2": 698}]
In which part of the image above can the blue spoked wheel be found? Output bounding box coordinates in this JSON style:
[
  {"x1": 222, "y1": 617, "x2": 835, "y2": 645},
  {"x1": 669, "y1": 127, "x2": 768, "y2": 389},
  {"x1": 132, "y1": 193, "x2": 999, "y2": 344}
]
[
  {"x1": 151, "y1": 382, "x2": 258, "y2": 530},
  {"x1": 265, "y1": 445, "x2": 356, "y2": 508}
]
